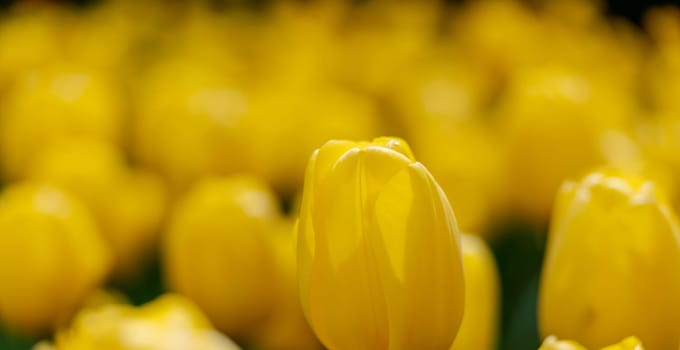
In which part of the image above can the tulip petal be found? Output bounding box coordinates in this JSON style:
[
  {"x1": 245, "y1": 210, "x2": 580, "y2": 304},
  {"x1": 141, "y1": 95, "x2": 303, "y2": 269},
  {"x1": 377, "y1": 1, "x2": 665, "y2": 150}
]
[{"x1": 373, "y1": 162, "x2": 464, "y2": 350}]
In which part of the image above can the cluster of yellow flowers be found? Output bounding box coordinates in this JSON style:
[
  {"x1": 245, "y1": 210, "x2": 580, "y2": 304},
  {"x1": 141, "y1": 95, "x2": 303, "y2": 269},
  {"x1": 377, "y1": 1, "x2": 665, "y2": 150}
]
[{"x1": 0, "y1": 0, "x2": 680, "y2": 349}]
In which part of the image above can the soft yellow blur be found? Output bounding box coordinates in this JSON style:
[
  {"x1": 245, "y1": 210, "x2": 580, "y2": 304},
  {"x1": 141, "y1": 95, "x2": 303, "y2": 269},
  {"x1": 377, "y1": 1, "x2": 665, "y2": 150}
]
[
  {"x1": 163, "y1": 176, "x2": 280, "y2": 337},
  {"x1": 297, "y1": 137, "x2": 465, "y2": 350},
  {"x1": 499, "y1": 65, "x2": 634, "y2": 222},
  {"x1": 28, "y1": 140, "x2": 166, "y2": 279},
  {"x1": 38, "y1": 294, "x2": 241, "y2": 350},
  {"x1": 132, "y1": 55, "x2": 250, "y2": 192},
  {"x1": 539, "y1": 336, "x2": 645, "y2": 350},
  {"x1": 0, "y1": 183, "x2": 111, "y2": 333},
  {"x1": 0, "y1": 64, "x2": 123, "y2": 180},
  {"x1": 539, "y1": 169, "x2": 680, "y2": 349},
  {"x1": 450, "y1": 234, "x2": 499, "y2": 350},
  {"x1": 253, "y1": 221, "x2": 321, "y2": 350},
  {"x1": 243, "y1": 85, "x2": 381, "y2": 194}
]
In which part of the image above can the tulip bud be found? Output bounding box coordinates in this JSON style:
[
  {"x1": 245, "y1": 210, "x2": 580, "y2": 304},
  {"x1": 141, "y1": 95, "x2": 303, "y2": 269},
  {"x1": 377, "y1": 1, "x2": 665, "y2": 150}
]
[
  {"x1": 539, "y1": 169, "x2": 680, "y2": 349},
  {"x1": 297, "y1": 137, "x2": 465, "y2": 350},
  {"x1": 0, "y1": 183, "x2": 111, "y2": 333},
  {"x1": 539, "y1": 336, "x2": 644, "y2": 350},
  {"x1": 451, "y1": 234, "x2": 499, "y2": 350},
  {"x1": 42, "y1": 294, "x2": 241, "y2": 350},
  {"x1": 164, "y1": 176, "x2": 280, "y2": 337},
  {"x1": 28, "y1": 140, "x2": 166, "y2": 280}
]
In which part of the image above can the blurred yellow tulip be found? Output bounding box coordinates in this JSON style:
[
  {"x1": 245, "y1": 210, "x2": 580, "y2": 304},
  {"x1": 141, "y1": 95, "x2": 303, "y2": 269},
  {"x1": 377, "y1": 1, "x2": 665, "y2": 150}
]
[
  {"x1": 253, "y1": 221, "x2": 322, "y2": 350},
  {"x1": 499, "y1": 65, "x2": 633, "y2": 222},
  {"x1": 0, "y1": 65, "x2": 123, "y2": 180},
  {"x1": 133, "y1": 56, "x2": 249, "y2": 192},
  {"x1": 164, "y1": 176, "x2": 280, "y2": 337},
  {"x1": 412, "y1": 120, "x2": 505, "y2": 234},
  {"x1": 450, "y1": 234, "x2": 499, "y2": 350},
  {"x1": 539, "y1": 336, "x2": 644, "y2": 350},
  {"x1": 28, "y1": 140, "x2": 166, "y2": 280},
  {"x1": 297, "y1": 137, "x2": 465, "y2": 350},
  {"x1": 539, "y1": 169, "x2": 680, "y2": 349},
  {"x1": 243, "y1": 85, "x2": 381, "y2": 194},
  {"x1": 0, "y1": 183, "x2": 111, "y2": 333},
  {"x1": 40, "y1": 294, "x2": 241, "y2": 350}
]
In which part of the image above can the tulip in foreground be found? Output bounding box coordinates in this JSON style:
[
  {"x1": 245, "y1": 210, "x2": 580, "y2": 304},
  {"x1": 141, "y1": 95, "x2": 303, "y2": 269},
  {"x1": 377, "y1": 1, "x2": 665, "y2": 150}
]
[
  {"x1": 297, "y1": 137, "x2": 465, "y2": 350},
  {"x1": 539, "y1": 169, "x2": 680, "y2": 349}
]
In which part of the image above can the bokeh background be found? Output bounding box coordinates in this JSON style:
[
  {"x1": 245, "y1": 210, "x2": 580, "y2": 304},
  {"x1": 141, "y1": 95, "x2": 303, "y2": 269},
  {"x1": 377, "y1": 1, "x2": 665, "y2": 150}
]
[{"x1": 0, "y1": 0, "x2": 679, "y2": 349}]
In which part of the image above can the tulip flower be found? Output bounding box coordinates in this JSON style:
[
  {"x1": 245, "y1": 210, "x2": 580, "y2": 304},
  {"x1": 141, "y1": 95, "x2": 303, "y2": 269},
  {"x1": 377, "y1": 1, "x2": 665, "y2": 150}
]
[
  {"x1": 539, "y1": 169, "x2": 680, "y2": 349},
  {"x1": 164, "y1": 176, "x2": 280, "y2": 336},
  {"x1": 28, "y1": 140, "x2": 166, "y2": 280},
  {"x1": 297, "y1": 137, "x2": 465, "y2": 350},
  {"x1": 0, "y1": 64, "x2": 123, "y2": 180},
  {"x1": 0, "y1": 183, "x2": 111, "y2": 333},
  {"x1": 451, "y1": 234, "x2": 499, "y2": 350},
  {"x1": 38, "y1": 294, "x2": 241, "y2": 350},
  {"x1": 539, "y1": 336, "x2": 644, "y2": 350}
]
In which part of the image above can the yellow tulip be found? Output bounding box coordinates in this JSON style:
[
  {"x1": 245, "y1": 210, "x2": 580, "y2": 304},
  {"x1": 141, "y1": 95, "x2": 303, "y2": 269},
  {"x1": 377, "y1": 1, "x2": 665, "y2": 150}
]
[
  {"x1": 164, "y1": 176, "x2": 280, "y2": 336},
  {"x1": 132, "y1": 56, "x2": 249, "y2": 192},
  {"x1": 451, "y1": 234, "x2": 499, "y2": 350},
  {"x1": 297, "y1": 137, "x2": 465, "y2": 350},
  {"x1": 0, "y1": 183, "x2": 111, "y2": 333},
  {"x1": 41, "y1": 294, "x2": 241, "y2": 350},
  {"x1": 539, "y1": 169, "x2": 680, "y2": 349},
  {"x1": 539, "y1": 336, "x2": 644, "y2": 350},
  {"x1": 28, "y1": 140, "x2": 166, "y2": 280},
  {"x1": 0, "y1": 64, "x2": 123, "y2": 180},
  {"x1": 499, "y1": 65, "x2": 633, "y2": 222}
]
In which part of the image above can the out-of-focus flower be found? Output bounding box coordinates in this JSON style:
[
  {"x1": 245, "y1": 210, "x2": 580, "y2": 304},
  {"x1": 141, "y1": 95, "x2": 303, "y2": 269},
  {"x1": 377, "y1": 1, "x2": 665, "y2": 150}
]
[
  {"x1": 38, "y1": 294, "x2": 241, "y2": 350},
  {"x1": 164, "y1": 176, "x2": 280, "y2": 337},
  {"x1": 499, "y1": 65, "x2": 634, "y2": 222},
  {"x1": 28, "y1": 140, "x2": 166, "y2": 280},
  {"x1": 411, "y1": 120, "x2": 505, "y2": 234},
  {"x1": 297, "y1": 137, "x2": 465, "y2": 350},
  {"x1": 539, "y1": 336, "x2": 644, "y2": 350},
  {"x1": 243, "y1": 85, "x2": 382, "y2": 194},
  {"x1": 133, "y1": 56, "x2": 249, "y2": 192},
  {"x1": 451, "y1": 234, "x2": 499, "y2": 350},
  {"x1": 253, "y1": 220, "x2": 322, "y2": 350},
  {"x1": 0, "y1": 183, "x2": 111, "y2": 333},
  {"x1": 539, "y1": 169, "x2": 680, "y2": 349},
  {"x1": 0, "y1": 64, "x2": 123, "y2": 180},
  {"x1": 336, "y1": 1, "x2": 442, "y2": 94},
  {"x1": 452, "y1": 0, "x2": 542, "y2": 76},
  {"x1": 0, "y1": 4, "x2": 64, "y2": 86}
]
